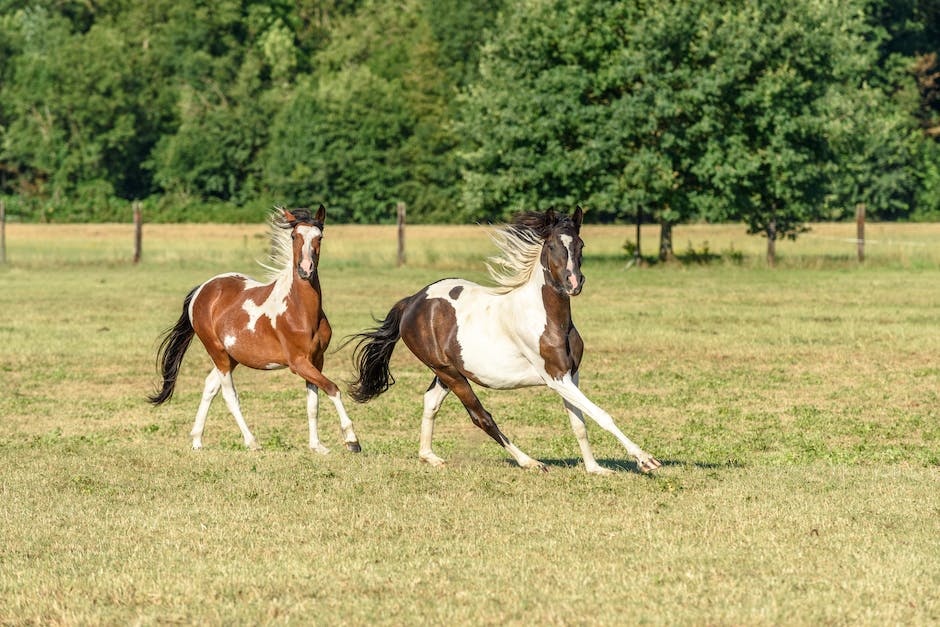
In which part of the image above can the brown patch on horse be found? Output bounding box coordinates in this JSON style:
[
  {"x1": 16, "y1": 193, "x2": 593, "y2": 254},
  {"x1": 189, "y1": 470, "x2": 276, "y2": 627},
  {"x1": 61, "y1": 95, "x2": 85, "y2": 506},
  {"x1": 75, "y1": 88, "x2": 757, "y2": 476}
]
[
  {"x1": 449, "y1": 285, "x2": 464, "y2": 300},
  {"x1": 539, "y1": 283, "x2": 577, "y2": 380},
  {"x1": 399, "y1": 287, "x2": 483, "y2": 386}
]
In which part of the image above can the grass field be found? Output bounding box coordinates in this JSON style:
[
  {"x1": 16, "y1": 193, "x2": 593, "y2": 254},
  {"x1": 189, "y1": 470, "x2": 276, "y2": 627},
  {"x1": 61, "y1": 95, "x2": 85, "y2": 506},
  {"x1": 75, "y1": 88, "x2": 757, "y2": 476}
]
[{"x1": 1, "y1": 221, "x2": 939, "y2": 624}]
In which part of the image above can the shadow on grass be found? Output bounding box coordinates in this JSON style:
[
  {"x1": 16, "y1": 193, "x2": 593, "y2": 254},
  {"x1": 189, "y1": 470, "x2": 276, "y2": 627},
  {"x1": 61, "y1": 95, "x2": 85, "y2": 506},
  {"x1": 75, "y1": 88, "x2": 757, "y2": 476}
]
[{"x1": 517, "y1": 457, "x2": 743, "y2": 474}]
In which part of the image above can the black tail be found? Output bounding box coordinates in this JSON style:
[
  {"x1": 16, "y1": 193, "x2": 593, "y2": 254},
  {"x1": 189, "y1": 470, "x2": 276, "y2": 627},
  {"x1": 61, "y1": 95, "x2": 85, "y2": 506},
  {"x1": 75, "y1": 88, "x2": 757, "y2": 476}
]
[
  {"x1": 346, "y1": 296, "x2": 413, "y2": 403},
  {"x1": 148, "y1": 287, "x2": 198, "y2": 405}
]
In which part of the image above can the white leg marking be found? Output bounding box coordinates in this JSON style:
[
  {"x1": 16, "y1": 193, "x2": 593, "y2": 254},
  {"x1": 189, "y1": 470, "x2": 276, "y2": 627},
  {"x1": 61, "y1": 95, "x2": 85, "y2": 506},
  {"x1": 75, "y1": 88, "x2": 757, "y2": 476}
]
[
  {"x1": 327, "y1": 392, "x2": 360, "y2": 451},
  {"x1": 547, "y1": 372, "x2": 659, "y2": 471},
  {"x1": 191, "y1": 369, "x2": 222, "y2": 450},
  {"x1": 419, "y1": 380, "x2": 450, "y2": 467},
  {"x1": 503, "y1": 441, "x2": 546, "y2": 471},
  {"x1": 218, "y1": 370, "x2": 260, "y2": 450},
  {"x1": 562, "y1": 373, "x2": 612, "y2": 475},
  {"x1": 307, "y1": 383, "x2": 329, "y2": 454}
]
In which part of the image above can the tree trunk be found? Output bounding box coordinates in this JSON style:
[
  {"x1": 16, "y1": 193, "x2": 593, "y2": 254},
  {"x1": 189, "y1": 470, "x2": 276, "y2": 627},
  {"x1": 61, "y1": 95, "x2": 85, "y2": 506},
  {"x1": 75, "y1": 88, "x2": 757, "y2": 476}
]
[
  {"x1": 658, "y1": 221, "x2": 674, "y2": 262},
  {"x1": 856, "y1": 202, "x2": 865, "y2": 263},
  {"x1": 634, "y1": 205, "x2": 642, "y2": 265},
  {"x1": 766, "y1": 216, "x2": 777, "y2": 267}
]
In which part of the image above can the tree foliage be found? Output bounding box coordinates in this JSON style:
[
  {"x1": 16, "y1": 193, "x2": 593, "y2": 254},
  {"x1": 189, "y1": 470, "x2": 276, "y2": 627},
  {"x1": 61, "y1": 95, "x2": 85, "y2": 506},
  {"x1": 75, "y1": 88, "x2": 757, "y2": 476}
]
[{"x1": 0, "y1": 0, "x2": 936, "y2": 234}]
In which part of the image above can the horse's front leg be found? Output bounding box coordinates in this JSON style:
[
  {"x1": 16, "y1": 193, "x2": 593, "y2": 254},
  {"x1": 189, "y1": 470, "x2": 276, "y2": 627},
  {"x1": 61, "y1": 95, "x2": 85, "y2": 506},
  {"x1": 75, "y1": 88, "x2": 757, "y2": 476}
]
[
  {"x1": 547, "y1": 372, "x2": 661, "y2": 473},
  {"x1": 290, "y1": 358, "x2": 361, "y2": 453},
  {"x1": 562, "y1": 372, "x2": 613, "y2": 476},
  {"x1": 306, "y1": 382, "x2": 330, "y2": 454}
]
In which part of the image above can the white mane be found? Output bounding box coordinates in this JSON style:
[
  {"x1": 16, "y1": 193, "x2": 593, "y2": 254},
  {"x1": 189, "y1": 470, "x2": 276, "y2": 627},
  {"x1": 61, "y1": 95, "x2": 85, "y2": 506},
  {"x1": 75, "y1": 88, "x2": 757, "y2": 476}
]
[
  {"x1": 484, "y1": 224, "x2": 545, "y2": 291},
  {"x1": 258, "y1": 207, "x2": 294, "y2": 284}
]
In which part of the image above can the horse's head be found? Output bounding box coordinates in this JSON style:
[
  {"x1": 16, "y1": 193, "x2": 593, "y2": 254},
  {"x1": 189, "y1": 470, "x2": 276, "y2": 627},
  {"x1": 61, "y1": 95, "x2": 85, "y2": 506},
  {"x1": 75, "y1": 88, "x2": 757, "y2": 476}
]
[
  {"x1": 281, "y1": 204, "x2": 326, "y2": 281},
  {"x1": 539, "y1": 207, "x2": 585, "y2": 297}
]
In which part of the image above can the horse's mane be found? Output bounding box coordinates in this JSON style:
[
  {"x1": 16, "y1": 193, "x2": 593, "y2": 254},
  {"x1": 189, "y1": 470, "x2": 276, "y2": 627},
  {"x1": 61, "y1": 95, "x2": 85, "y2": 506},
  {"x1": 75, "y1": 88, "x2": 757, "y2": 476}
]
[
  {"x1": 485, "y1": 211, "x2": 569, "y2": 290},
  {"x1": 259, "y1": 206, "x2": 323, "y2": 283}
]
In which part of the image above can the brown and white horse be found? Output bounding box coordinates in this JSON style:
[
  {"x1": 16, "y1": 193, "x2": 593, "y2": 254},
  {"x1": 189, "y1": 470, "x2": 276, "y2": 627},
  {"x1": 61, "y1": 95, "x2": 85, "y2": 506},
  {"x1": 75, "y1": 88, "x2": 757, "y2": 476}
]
[
  {"x1": 348, "y1": 208, "x2": 660, "y2": 474},
  {"x1": 149, "y1": 205, "x2": 360, "y2": 453}
]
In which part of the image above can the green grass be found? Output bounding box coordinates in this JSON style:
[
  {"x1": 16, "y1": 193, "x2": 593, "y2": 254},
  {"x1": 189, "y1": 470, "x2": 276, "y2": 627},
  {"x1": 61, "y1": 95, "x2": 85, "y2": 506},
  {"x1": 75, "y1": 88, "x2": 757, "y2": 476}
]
[{"x1": 1, "y1": 222, "x2": 939, "y2": 624}]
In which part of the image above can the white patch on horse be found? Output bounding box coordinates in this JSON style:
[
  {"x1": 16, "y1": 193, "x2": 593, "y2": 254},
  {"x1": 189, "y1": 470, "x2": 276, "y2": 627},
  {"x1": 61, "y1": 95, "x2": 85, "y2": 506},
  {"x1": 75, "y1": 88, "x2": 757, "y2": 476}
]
[
  {"x1": 296, "y1": 225, "x2": 322, "y2": 275},
  {"x1": 425, "y1": 274, "x2": 549, "y2": 390},
  {"x1": 559, "y1": 234, "x2": 578, "y2": 290},
  {"x1": 224, "y1": 335, "x2": 237, "y2": 349},
  {"x1": 242, "y1": 274, "x2": 291, "y2": 331}
]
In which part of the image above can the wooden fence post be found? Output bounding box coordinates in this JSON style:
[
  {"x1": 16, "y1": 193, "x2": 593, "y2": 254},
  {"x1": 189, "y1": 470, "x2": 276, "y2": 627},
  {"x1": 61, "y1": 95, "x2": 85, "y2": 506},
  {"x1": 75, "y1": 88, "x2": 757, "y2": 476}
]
[
  {"x1": 856, "y1": 203, "x2": 865, "y2": 263},
  {"x1": 1, "y1": 199, "x2": 6, "y2": 265},
  {"x1": 397, "y1": 201, "x2": 406, "y2": 267},
  {"x1": 133, "y1": 201, "x2": 142, "y2": 264}
]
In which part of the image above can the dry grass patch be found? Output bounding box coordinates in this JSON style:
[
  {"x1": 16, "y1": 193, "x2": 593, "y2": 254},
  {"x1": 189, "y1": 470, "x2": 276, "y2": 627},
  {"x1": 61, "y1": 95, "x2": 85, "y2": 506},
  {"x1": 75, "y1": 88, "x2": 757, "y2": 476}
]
[{"x1": 1, "y1": 222, "x2": 939, "y2": 624}]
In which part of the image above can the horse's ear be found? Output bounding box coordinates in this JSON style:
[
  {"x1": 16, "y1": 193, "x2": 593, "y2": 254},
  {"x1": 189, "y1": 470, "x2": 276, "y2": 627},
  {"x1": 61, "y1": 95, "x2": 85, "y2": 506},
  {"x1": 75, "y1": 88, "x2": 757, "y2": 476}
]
[
  {"x1": 545, "y1": 207, "x2": 555, "y2": 225},
  {"x1": 573, "y1": 206, "x2": 584, "y2": 231},
  {"x1": 315, "y1": 204, "x2": 326, "y2": 224},
  {"x1": 282, "y1": 208, "x2": 297, "y2": 224}
]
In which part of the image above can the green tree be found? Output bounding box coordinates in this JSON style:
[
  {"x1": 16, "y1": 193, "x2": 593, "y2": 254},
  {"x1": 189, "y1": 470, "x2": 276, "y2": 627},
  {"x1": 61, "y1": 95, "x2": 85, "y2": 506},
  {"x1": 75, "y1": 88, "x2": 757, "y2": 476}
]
[
  {"x1": 0, "y1": 7, "x2": 144, "y2": 216},
  {"x1": 265, "y1": 70, "x2": 413, "y2": 222},
  {"x1": 144, "y1": 1, "x2": 302, "y2": 208},
  {"x1": 460, "y1": 0, "x2": 905, "y2": 264},
  {"x1": 265, "y1": 0, "x2": 461, "y2": 223}
]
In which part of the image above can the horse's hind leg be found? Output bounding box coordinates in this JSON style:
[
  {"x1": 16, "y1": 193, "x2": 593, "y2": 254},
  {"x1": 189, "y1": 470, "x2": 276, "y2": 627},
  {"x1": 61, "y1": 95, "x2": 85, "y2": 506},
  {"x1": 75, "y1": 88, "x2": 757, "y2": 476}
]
[
  {"x1": 191, "y1": 369, "x2": 222, "y2": 450},
  {"x1": 217, "y1": 367, "x2": 261, "y2": 450},
  {"x1": 419, "y1": 376, "x2": 450, "y2": 467},
  {"x1": 435, "y1": 369, "x2": 546, "y2": 472}
]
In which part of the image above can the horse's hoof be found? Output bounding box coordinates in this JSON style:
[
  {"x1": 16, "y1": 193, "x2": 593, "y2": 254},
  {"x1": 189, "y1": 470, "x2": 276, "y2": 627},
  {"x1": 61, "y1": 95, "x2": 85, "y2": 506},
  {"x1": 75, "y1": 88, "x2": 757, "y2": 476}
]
[
  {"x1": 345, "y1": 441, "x2": 361, "y2": 453},
  {"x1": 310, "y1": 444, "x2": 331, "y2": 455},
  {"x1": 420, "y1": 453, "x2": 447, "y2": 468},
  {"x1": 524, "y1": 461, "x2": 548, "y2": 473},
  {"x1": 638, "y1": 455, "x2": 662, "y2": 473},
  {"x1": 247, "y1": 440, "x2": 262, "y2": 451},
  {"x1": 586, "y1": 465, "x2": 614, "y2": 476}
]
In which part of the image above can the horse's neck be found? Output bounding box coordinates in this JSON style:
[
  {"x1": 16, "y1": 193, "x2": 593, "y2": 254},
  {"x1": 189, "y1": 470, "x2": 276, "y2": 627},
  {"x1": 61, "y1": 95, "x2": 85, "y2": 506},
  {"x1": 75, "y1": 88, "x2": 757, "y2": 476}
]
[
  {"x1": 508, "y1": 266, "x2": 571, "y2": 329},
  {"x1": 282, "y1": 271, "x2": 322, "y2": 313}
]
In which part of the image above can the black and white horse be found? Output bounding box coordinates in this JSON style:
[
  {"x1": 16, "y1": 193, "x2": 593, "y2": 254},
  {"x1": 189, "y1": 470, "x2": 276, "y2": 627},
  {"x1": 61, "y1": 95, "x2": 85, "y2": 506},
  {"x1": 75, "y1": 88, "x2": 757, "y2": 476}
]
[{"x1": 348, "y1": 208, "x2": 660, "y2": 474}]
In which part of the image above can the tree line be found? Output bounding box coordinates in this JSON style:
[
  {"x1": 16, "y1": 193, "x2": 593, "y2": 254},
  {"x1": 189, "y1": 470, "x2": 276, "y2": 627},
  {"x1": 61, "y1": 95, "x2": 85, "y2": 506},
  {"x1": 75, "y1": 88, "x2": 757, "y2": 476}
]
[{"x1": 0, "y1": 0, "x2": 938, "y2": 254}]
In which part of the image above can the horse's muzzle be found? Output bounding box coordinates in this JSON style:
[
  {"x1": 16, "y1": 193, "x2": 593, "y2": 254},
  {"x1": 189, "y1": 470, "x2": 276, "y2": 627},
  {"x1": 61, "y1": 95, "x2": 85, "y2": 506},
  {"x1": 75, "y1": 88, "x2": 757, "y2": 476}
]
[
  {"x1": 297, "y1": 262, "x2": 317, "y2": 280},
  {"x1": 566, "y1": 273, "x2": 585, "y2": 296}
]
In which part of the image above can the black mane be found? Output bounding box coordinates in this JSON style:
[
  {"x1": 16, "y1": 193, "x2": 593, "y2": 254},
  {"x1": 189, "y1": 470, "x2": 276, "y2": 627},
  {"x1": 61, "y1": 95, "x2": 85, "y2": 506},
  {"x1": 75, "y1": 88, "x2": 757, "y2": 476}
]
[
  {"x1": 278, "y1": 207, "x2": 324, "y2": 230},
  {"x1": 509, "y1": 209, "x2": 577, "y2": 239}
]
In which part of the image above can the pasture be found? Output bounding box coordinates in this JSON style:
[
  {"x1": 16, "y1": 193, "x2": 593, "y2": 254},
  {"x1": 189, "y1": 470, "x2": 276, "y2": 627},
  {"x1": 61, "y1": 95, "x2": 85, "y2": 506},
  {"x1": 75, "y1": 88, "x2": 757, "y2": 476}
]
[{"x1": 1, "y1": 221, "x2": 939, "y2": 624}]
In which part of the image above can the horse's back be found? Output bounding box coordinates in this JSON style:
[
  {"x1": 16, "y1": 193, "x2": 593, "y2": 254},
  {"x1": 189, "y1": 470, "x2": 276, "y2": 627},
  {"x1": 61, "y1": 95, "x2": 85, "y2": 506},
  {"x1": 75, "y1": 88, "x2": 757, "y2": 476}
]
[
  {"x1": 189, "y1": 272, "x2": 271, "y2": 348},
  {"x1": 189, "y1": 272, "x2": 263, "y2": 325},
  {"x1": 399, "y1": 278, "x2": 546, "y2": 389}
]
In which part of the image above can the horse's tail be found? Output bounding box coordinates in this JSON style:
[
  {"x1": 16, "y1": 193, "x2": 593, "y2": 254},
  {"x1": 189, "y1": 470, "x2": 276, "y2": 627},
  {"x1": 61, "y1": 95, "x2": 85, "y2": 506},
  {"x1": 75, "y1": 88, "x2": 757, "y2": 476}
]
[
  {"x1": 346, "y1": 296, "x2": 413, "y2": 403},
  {"x1": 148, "y1": 287, "x2": 198, "y2": 406}
]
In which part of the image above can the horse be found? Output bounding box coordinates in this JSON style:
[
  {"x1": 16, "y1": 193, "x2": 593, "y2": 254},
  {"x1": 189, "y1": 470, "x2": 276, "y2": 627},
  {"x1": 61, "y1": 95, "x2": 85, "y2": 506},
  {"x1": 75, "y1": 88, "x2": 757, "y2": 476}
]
[
  {"x1": 148, "y1": 205, "x2": 360, "y2": 454},
  {"x1": 347, "y1": 208, "x2": 660, "y2": 474}
]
